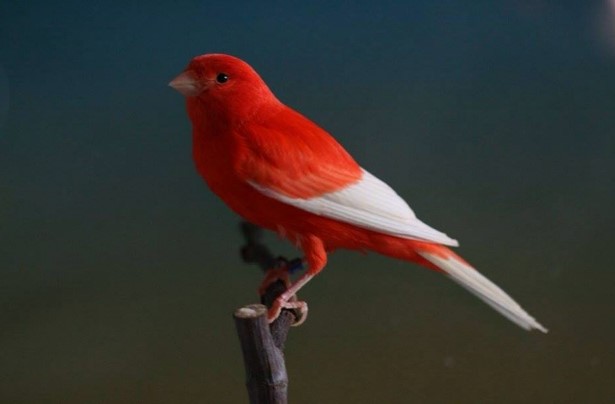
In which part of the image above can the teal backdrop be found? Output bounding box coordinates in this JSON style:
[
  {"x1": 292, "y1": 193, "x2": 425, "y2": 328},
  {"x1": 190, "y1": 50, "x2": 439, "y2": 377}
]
[{"x1": 1, "y1": 1, "x2": 613, "y2": 402}]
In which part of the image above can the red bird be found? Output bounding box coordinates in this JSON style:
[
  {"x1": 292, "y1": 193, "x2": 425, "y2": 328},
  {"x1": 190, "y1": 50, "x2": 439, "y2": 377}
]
[{"x1": 170, "y1": 54, "x2": 547, "y2": 332}]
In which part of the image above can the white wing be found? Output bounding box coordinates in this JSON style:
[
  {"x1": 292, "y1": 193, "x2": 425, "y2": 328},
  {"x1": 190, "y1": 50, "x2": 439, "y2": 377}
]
[{"x1": 249, "y1": 168, "x2": 459, "y2": 246}]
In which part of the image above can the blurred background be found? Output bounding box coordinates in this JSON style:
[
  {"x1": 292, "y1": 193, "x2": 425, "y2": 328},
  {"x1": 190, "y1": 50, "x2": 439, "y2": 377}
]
[{"x1": 1, "y1": 1, "x2": 614, "y2": 402}]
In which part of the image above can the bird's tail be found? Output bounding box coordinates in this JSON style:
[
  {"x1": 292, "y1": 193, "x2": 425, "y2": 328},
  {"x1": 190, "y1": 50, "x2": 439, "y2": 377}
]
[{"x1": 415, "y1": 245, "x2": 548, "y2": 333}]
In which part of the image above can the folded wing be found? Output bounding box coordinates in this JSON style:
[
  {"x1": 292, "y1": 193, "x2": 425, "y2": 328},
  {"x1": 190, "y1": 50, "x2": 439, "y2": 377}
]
[
  {"x1": 239, "y1": 106, "x2": 458, "y2": 246},
  {"x1": 250, "y1": 168, "x2": 459, "y2": 246}
]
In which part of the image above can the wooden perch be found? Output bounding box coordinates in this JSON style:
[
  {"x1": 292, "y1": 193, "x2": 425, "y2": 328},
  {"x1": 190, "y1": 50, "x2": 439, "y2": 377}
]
[
  {"x1": 234, "y1": 304, "x2": 288, "y2": 404},
  {"x1": 234, "y1": 222, "x2": 302, "y2": 403}
]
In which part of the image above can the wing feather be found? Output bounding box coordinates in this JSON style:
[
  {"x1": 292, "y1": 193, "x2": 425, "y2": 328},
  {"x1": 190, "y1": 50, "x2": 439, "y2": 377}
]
[{"x1": 250, "y1": 169, "x2": 459, "y2": 246}]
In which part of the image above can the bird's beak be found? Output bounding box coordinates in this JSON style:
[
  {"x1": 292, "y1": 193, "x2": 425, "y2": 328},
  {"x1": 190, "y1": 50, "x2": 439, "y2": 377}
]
[{"x1": 169, "y1": 71, "x2": 201, "y2": 97}]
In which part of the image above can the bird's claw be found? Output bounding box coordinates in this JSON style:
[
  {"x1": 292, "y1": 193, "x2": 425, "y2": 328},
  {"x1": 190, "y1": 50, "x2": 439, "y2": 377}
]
[{"x1": 267, "y1": 295, "x2": 308, "y2": 327}]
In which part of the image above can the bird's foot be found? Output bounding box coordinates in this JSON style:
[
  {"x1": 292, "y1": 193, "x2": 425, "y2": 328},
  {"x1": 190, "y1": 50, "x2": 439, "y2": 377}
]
[
  {"x1": 268, "y1": 295, "x2": 308, "y2": 327},
  {"x1": 258, "y1": 257, "x2": 308, "y2": 326}
]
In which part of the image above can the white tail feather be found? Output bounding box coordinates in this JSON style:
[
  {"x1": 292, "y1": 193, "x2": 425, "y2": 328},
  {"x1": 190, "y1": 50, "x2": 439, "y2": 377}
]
[{"x1": 418, "y1": 252, "x2": 548, "y2": 333}]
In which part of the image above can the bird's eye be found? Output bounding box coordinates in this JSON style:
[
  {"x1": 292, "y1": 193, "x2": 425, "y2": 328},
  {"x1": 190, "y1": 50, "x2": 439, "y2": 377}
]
[{"x1": 216, "y1": 73, "x2": 229, "y2": 84}]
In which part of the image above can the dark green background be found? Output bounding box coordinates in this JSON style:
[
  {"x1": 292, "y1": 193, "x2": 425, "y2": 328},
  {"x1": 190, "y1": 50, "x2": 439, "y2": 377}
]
[{"x1": 1, "y1": 1, "x2": 613, "y2": 402}]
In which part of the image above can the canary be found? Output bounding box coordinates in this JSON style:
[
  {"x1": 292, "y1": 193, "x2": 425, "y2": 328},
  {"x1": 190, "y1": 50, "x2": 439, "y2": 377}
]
[{"x1": 170, "y1": 54, "x2": 547, "y2": 332}]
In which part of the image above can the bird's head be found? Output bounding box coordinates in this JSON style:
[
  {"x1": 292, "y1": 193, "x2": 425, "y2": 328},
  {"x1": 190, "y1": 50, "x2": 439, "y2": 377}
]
[{"x1": 169, "y1": 54, "x2": 278, "y2": 127}]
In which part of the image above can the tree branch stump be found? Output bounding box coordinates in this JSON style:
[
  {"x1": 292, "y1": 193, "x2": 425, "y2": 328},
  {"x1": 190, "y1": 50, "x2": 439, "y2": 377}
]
[
  {"x1": 234, "y1": 304, "x2": 288, "y2": 404},
  {"x1": 234, "y1": 222, "x2": 302, "y2": 403}
]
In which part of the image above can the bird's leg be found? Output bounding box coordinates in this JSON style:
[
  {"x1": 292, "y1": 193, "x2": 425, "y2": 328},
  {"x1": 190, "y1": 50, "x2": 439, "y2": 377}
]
[{"x1": 267, "y1": 235, "x2": 327, "y2": 326}]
